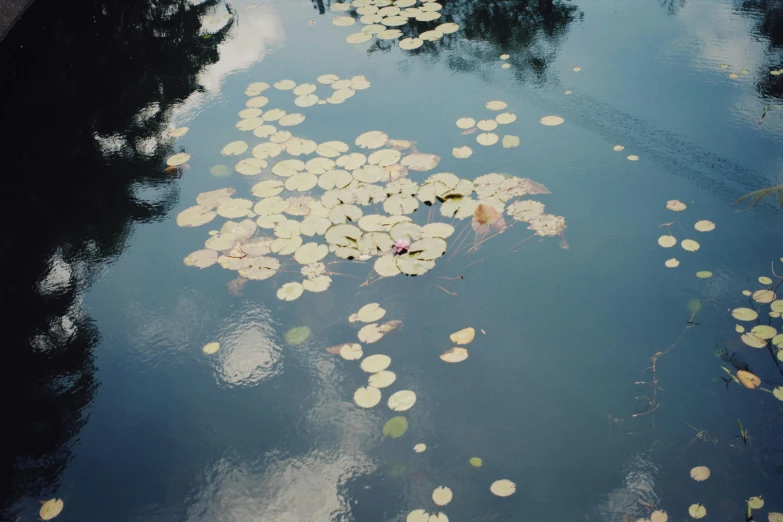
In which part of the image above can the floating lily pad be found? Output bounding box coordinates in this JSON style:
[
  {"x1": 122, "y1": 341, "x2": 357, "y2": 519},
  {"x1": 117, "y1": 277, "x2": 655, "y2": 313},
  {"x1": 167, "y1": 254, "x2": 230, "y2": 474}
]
[
  {"x1": 741, "y1": 332, "x2": 767, "y2": 348},
  {"x1": 486, "y1": 100, "x2": 508, "y2": 111},
  {"x1": 177, "y1": 205, "x2": 217, "y2": 227},
  {"x1": 277, "y1": 282, "x2": 304, "y2": 301},
  {"x1": 665, "y1": 258, "x2": 679, "y2": 268},
  {"x1": 221, "y1": 141, "x2": 248, "y2": 156},
  {"x1": 39, "y1": 499, "x2": 64, "y2": 521},
  {"x1": 450, "y1": 327, "x2": 475, "y2": 344},
  {"x1": 359, "y1": 323, "x2": 385, "y2": 343},
  {"x1": 694, "y1": 220, "x2": 715, "y2": 232},
  {"x1": 476, "y1": 132, "x2": 499, "y2": 146},
  {"x1": 690, "y1": 466, "x2": 710, "y2": 481},
  {"x1": 696, "y1": 271, "x2": 712, "y2": 279},
  {"x1": 470, "y1": 457, "x2": 483, "y2": 467},
  {"x1": 167, "y1": 152, "x2": 191, "y2": 166},
  {"x1": 184, "y1": 249, "x2": 218, "y2": 268},
  {"x1": 357, "y1": 303, "x2": 387, "y2": 322},
  {"x1": 386, "y1": 391, "x2": 418, "y2": 415},
  {"x1": 502, "y1": 135, "x2": 520, "y2": 148},
  {"x1": 361, "y1": 353, "x2": 391, "y2": 372},
  {"x1": 490, "y1": 479, "x2": 516, "y2": 497},
  {"x1": 540, "y1": 116, "x2": 564, "y2": 126},
  {"x1": 681, "y1": 239, "x2": 700, "y2": 251},
  {"x1": 753, "y1": 289, "x2": 776, "y2": 303},
  {"x1": 432, "y1": 486, "x2": 453, "y2": 506},
  {"x1": 383, "y1": 415, "x2": 408, "y2": 437},
  {"x1": 413, "y1": 443, "x2": 427, "y2": 452},
  {"x1": 651, "y1": 511, "x2": 668, "y2": 522},
  {"x1": 737, "y1": 370, "x2": 761, "y2": 388},
  {"x1": 658, "y1": 235, "x2": 676, "y2": 248},
  {"x1": 689, "y1": 504, "x2": 706, "y2": 519},
  {"x1": 748, "y1": 497, "x2": 764, "y2": 509},
  {"x1": 354, "y1": 386, "x2": 381, "y2": 408},
  {"x1": 440, "y1": 347, "x2": 468, "y2": 363},
  {"x1": 369, "y1": 370, "x2": 397, "y2": 388},
  {"x1": 339, "y1": 343, "x2": 363, "y2": 360},
  {"x1": 733, "y1": 308, "x2": 758, "y2": 321},
  {"x1": 666, "y1": 200, "x2": 687, "y2": 211},
  {"x1": 285, "y1": 326, "x2": 311, "y2": 345}
]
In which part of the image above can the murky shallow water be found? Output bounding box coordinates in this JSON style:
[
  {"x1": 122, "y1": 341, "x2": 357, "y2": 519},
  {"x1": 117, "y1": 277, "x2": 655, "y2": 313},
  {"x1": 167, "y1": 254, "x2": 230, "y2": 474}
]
[{"x1": 3, "y1": 0, "x2": 783, "y2": 520}]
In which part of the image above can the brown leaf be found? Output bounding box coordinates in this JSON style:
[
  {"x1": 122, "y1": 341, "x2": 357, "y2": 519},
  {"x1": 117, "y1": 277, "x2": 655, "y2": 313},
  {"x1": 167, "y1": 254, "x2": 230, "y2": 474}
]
[
  {"x1": 472, "y1": 204, "x2": 507, "y2": 234},
  {"x1": 325, "y1": 344, "x2": 344, "y2": 355},
  {"x1": 737, "y1": 370, "x2": 761, "y2": 389},
  {"x1": 378, "y1": 320, "x2": 403, "y2": 333},
  {"x1": 461, "y1": 127, "x2": 479, "y2": 135}
]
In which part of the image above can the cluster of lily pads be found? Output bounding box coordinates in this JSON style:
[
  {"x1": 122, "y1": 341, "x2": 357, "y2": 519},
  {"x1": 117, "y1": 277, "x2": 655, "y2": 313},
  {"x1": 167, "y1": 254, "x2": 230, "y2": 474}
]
[
  {"x1": 453, "y1": 100, "x2": 519, "y2": 156},
  {"x1": 656, "y1": 199, "x2": 715, "y2": 274},
  {"x1": 726, "y1": 270, "x2": 783, "y2": 401},
  {"x1": 325, "y1": 305, "x2": 517, "y2": 521},
  {"x1": 175, "y1": 82, "x2": 565, "y2": 300},
  {"x1": 330, "y1": 0, "x2": 459, "y2": 50}
]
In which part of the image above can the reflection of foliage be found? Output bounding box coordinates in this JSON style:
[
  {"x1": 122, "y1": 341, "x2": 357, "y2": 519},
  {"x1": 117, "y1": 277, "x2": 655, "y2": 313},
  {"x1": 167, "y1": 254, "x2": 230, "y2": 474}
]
[
  {"x1": 362, "y1": 0, "x2": 580, "y2": 80},
  {"x1": 0, "y1": 0, "x2": 231, "y2": 514},
  {"x1": 733, "y1": 184, "x2": 783, "y2": 210},
  {"x1": 739, "y1": 0, "x2": 783, "y2": 99}
]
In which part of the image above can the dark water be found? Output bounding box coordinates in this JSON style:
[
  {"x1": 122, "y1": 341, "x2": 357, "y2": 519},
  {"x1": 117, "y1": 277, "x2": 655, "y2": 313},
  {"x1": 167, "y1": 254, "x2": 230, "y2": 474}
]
[{"x1": 3, "y1": 0, "x2": 783, "y2": 520}]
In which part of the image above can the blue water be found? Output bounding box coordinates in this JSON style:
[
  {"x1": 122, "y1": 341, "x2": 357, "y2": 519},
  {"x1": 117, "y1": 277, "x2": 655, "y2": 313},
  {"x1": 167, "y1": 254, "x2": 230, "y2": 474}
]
[{"x1": 4, "y1": 0, "x2": 783, "y2": 520}]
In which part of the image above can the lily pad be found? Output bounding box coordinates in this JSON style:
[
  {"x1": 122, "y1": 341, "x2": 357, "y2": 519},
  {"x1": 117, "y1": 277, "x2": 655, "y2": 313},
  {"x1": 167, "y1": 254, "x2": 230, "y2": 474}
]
[
  {"x1": 39, "y1": 499, "x2": 64, "y2": 521},
  {"x1": 167, "y1": 152, "x2": 191, "y2": 166},
  {"x1": 354, "y1": 386, "x2": 382, "y2": 408},
  {"x1": 666, "y1": 200, "x2": 687, "y2": 211},
  {"x1": 432, "y1": 486, "x2": 453, "y2": 506},
  {"x1": 221, "y1": 140, "x2": 248, "y2": 156},
  {"x1": 658, "y1": 235, "x2": 676, "y2": 248},
  {"x1": 748, "y1": 497, "x2": 764, "y2": 509},
  {"x1": 470, "y1": 457, "x2": 483, "y2": 467},
  {"x1": 414, "y1": 443, "x2": 427, "y2": 452},
  {"x1": 450, "y1": 327, "x2": 475, "y2": 344},
  {"x1": 357, "y1": 303, "x2": 387, "y2": 322},
  {"x1": 690, "y1": 466, "x2": 710, "y2": 481},
  {"x1": 737, "y1": 370, "x2": 761, "y2": 388},
  {"x1": 733, "y1": 308, "x2": 758, "y2": 321},
  {"x1": 383, "y1": 416, "x2": 408, "y2": 437},
  {"x1": 369, "y1": 370, "x2": 397, "y2": 388},
  {"x1": 339, "y1": 343, "x2": 363, "y2": 360},
  {"x1": 285, "y1": 326, "x2": 311, "y2": 345},
  {"x1": 388, "y1": 390, "x2": 416, "y2": 411},
  {"x1": 681, "y1": 239, "x2": 700, "y2": 252},
  {"x1": 184, "y1": 249, "x2": 218, "y2": 268},
  {"x1": 502, "y1": 135, "x2": 520, "y2": 148},
  {"x1": 202, "y1": 342, "x2": 220, "y2": 354},
  {"x1": 490, "y1": 479, "x2": 516, "y2": 497},
  {"x1": 689, "y1": 504, "x2": 706, "y2": 519},
  {"x1": 440, "y1": 347, "x2": 468, "y2": 363},
  {"x1": 277, "y1": 282, "x2": 304, "y2": 301},
  {"x1": 540, "y1": 116, "x2": 564, "y2": 126},
  {"x1": 694, "y1": 220, "x2": 715, "y2": 232},
  {"x1": 361, "y1": 353, "x2": 391, "y2": 372}
]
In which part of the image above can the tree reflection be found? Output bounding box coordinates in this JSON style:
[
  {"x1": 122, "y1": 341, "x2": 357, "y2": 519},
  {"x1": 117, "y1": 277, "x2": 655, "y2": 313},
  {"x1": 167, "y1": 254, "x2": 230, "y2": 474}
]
[
  {"x1": 740, "y1": 0, "x2": 783, "y2": 99},
  {"x1": 361, "y1": 0, "x2": 580, "y2": 81},
  {"x1": 0, "y1": 0, "x2": 232, "y2": 514}
]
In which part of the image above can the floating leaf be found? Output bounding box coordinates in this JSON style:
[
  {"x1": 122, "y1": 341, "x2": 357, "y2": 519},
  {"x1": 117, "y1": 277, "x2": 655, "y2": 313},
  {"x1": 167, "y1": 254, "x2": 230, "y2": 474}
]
[
  {"x1": 388, "y1": 390, "x2": 417, "y2": 411},
  {"x1": 665, "y1": 258, "x2": 680, "y2": 268},
  {"x1": 399, "y1": 37, "x2": 423, "y2": 50},
  {"x1": 754, "y1": 289, "x2": 776, "y2": 304},
  {"x1": 751, "y1": 325, "x2": 776, "y2": 339},
  {"x1": 748, "y1": 497, "x2": 764, "y2": 509},
  {"x1": 470, "y1": 457, "x2": 483, "y2": 467},
  {"x1": 502, "y1": 135, "x2": 520, "y2": 148},
  {"x1": 39, "y1": 499, "x2": 64, "y2": 520},
  {"x1": 354, "y1": 386, "x2": 382, "y2": 408},
  {"x1": 184, "y1": 249, "x2": 218, "y2": 268},
  {"x1": 401, "y1": 152, "x2": 440, "y2": 171},
  {"x1": 456, "y1": 117, "x2": 476, "y2": 129},
  {"x1": 658, "y1": 235, "x2": 676, "y2": 248},
  {"x1": 383, "y1": 416, "x2": 409, "y2": 437},
  {"x1": 696, "y1": 271, "x2": 713, "y2": 279},
  {"x1": 413, "y1": 443, "x2": 427, "y2": 452},
  {"x1": 736, "y1": 325, "x2": 745, "y2": 333},
  {"x1": 689, "y1": 504, "x2": 706, "y2": 519},
  {"x1": 221, "y1": 140, "x2": 248, "y2": 156},
  {"x1": 681, "y1": 239, "x2": 700, "y2": 252},
  {"x1": 613, "y1": 145, "x2": 625, "y2": 152},
  {"x1": 741, "y1": 333, "x2": 767, "y2": 348},
  {"x1": 167, "y1": 152, "x2": 190, "y2": 166},
  {"x1": 450, "y1": 327, "x2": 475, "y2": 344},
  {"x1": 476, "y1": 132, "x2": 499, "y2": 146},
  {"x1": 769, "y1": 513, "x2": 783, "y2": 522},
  {"x1": 666, "y1": 200, "x2": 687, "y2": 211},
  {"x1": 432, "y1": 486, "x2": 453, "y2": 506},
  {"x1": 490, "y1": 479, "x2": 516, "y2": 497},
  {"x1": 360, "y1": 353, "x2": 391, "y2": 372},
  {"x1": 486, "y1": 100, "x2": 508, "y2": 111},
  {"x1": 733, "y1": 308, "x2": 758, "y2": 321},
  {"x1": 357, "y1": 303, "x2": 387, "y2": 322},
  {"x1": 277, "y1": 282, "x2": 304, "y2": 301},
  {"x1": 202, "y1": 342, "x2": 220, "y2": 355},
  {"x1": 338, "y1": 343, "x2": 363, "y2": 360},
  {"x1": 627, "y1": 155, "x2": 639, "y2": 161},
  {"x1": 452, "y1": 146, "x2": 472, "y2": 159},
  {"x1": 651, "y1": 511, "x2": 668, "y2": 522},
  {"x1": 694, "y1": 220, "x2": 715, "y2": 232},
  {"x1": 440, "y1": 347, "x2": 468, "y2": 363},
  {"x1": 369, "y1": 370, "x2": 397, "y2": 388},
  {"x1": 540, "y1": 116, "x2": 564, "y2": 126},
  {"x1": 690, "y1": 466, "x2": 710, "y2": 481},
  {"x1": 285, "y1": 326, "x2": 311, "y2": 346},
  {"x1": 737, "y1": 370, "x2": 761, "y2": 388}
]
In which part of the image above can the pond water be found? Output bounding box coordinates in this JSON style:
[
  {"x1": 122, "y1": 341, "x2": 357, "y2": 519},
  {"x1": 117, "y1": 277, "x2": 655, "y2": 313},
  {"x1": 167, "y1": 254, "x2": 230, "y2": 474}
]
[{"x1": 3, "y1": 0, "x2": 783, "y2": 520}]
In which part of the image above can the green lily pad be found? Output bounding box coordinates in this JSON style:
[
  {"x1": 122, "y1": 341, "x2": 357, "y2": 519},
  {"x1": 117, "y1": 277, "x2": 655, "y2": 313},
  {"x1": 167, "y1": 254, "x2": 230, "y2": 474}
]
[
  {"x1": 285, "y1": 326, "x2": 311, "y2": 345},
  {"x1": 383, "y1": 416, "x2": 408, "y2": 438}
]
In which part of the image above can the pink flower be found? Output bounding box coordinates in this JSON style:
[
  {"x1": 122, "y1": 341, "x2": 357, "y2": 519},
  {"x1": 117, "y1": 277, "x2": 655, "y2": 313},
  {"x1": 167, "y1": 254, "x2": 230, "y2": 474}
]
[{"x1": 393, "y1": 237, "x2": 411, "y2": 254}]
